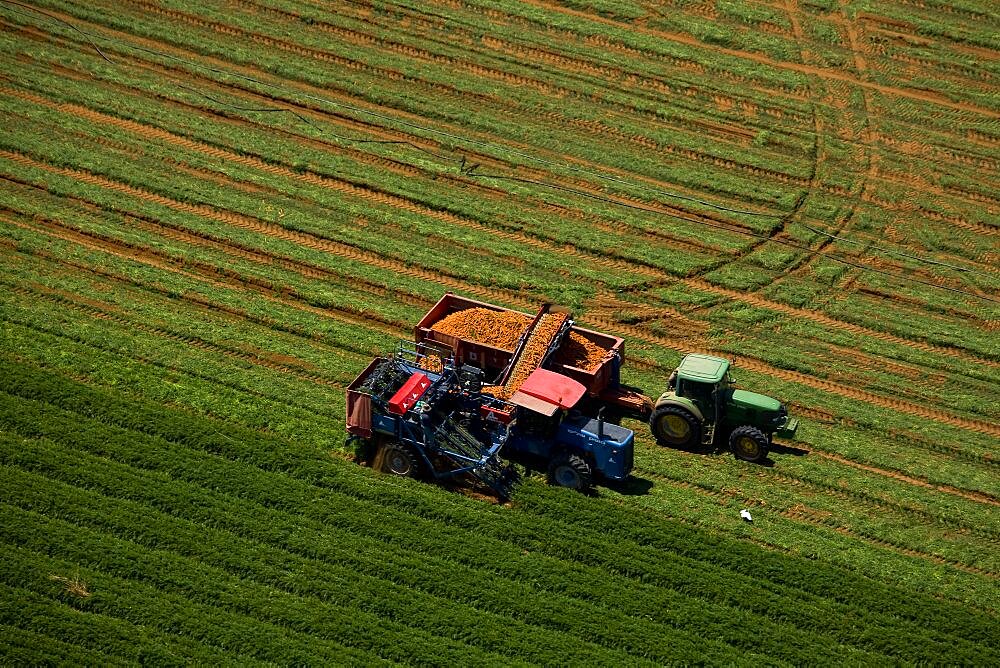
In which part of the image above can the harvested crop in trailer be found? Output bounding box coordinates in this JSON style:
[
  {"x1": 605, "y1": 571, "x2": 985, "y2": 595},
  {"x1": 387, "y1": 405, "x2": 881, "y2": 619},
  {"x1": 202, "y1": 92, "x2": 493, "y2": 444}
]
[
  {"x1": 418, "y1": 354, "x2": 444, "y2": 373},
  {"x1": 502, "y1": 313, "x2": 568, "y2": 397},
  {"x1": 555, "y1": 331, "x2": 608, "y2": 372},
  {"x1": 431, "y1": 307, "x2": 531, "y2": 350}
]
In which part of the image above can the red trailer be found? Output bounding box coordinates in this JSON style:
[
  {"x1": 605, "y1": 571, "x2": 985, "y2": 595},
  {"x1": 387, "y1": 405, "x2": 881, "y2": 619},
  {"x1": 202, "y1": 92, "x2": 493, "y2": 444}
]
[{"x1": 414, "y1": 293, "x2": 652, "y2": 419}]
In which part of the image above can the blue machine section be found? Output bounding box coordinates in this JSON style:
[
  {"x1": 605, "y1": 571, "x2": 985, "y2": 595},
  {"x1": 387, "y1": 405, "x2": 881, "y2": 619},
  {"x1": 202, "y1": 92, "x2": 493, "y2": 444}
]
[
  {"x1": 358, "y1": 343, "x2": 637, "y2": 495},
  {"x1": 556, "y1": 415, "x2": 634, "y2": 480}
]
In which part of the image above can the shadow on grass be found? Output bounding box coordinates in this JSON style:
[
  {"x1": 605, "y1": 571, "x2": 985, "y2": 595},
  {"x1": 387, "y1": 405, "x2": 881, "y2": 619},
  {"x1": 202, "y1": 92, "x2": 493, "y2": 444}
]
[{"x1": 606, "y1": 475, "x2": 654, "y2": 496}]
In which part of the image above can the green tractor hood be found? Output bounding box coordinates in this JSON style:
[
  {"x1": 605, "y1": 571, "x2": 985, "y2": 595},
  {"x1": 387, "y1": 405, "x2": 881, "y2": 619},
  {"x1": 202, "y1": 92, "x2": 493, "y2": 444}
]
[{"x1": 730, "y1": 389, "x2": 781, "y2": 412}]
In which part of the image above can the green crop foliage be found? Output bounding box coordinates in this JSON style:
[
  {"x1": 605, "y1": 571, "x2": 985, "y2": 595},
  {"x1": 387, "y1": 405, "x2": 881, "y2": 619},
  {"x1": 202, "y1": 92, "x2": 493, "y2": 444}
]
[{"x1": 2, "y1": 0, "x2": 999, "y2": 662}]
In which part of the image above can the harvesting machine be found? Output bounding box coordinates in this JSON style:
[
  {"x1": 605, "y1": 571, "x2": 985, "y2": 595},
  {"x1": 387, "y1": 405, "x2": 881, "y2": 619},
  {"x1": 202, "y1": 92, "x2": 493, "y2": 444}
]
[{"x1": 346, "y1": 293, "x2": 798, "y2": 496}]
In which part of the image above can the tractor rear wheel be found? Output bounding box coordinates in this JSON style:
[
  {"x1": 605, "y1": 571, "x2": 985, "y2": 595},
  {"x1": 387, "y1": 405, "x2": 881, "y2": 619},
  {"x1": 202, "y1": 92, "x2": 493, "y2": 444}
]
[
  {"x1": 729, "y1": 426, "x2": 769, "y2": 463},
  {"x1": 380, "y1": 442, "x2": 422, "y2": 478},
  {"x1": 547, "y1": 453, "x2": 593, "y2": 492},
  {"x1": 649, "y1": 405, "x2": 700, "y2": 448}
]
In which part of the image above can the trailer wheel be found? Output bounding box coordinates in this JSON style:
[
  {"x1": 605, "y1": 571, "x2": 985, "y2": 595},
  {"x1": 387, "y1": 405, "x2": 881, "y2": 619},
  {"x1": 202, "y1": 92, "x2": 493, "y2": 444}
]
[
  {"x1": 729, "y1": 426, "x2": 769, "y2": 463},
  {"x1": 547, "y1": 453, "x2": 592, "y2": 492},
  {"x1": 649, "y1": 405, "x2": 700, "y2": 448},
  {"x1": 380, "y1": 442, "x2": 422, "y2": 478}
]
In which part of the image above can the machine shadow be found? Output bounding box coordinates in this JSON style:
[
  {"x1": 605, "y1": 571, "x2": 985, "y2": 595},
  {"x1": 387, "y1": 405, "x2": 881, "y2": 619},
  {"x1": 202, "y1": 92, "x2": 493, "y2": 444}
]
[
  {"x1": 770, "y1": 442, "x2": 809, "y2": 457},
  {"x1": 605, "y1": 475, "x2": 654, "y2": 496}
]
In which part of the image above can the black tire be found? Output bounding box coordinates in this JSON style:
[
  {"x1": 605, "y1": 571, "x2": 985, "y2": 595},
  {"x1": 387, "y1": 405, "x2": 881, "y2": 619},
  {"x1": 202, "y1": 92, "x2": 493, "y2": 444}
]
[
  {"x1": 380, "y1": 442, "x2": 422, "y2": 478},
  {"x1": 729, "y1": 425, "x2": 769, "y2": 463},
  {"x1": 649, "y1": 405, "x2": 701, "y2": 447},
  {"x1": 547, "y1": 453, "x2": 593, "y2": 492}
]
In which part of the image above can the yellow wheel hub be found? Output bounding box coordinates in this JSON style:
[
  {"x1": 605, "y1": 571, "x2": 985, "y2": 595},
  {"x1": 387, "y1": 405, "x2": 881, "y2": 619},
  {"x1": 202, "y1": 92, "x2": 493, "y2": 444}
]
[
  {"x1": 663, "y1": 415, "x2": 691, "y2": 438},
  {"x1": 737, "y1": 436, "x2": 759, "y2": 456}
]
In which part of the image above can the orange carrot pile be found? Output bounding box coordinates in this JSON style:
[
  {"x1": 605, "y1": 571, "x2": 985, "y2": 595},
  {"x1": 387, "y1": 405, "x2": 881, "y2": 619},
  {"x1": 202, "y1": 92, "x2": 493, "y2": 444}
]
[
  {"x1": 431, "y1": 308, "x2": 531, "y2": 350},
  {"x1": 418, "y1": 354, "x2": 444, "y2": 373},
  {"x1": 502, "y1": 313, "x2": 567, "y2": 396},
  {"x1": 554, "y1": 331, "x2": 608, "y2": 372}
]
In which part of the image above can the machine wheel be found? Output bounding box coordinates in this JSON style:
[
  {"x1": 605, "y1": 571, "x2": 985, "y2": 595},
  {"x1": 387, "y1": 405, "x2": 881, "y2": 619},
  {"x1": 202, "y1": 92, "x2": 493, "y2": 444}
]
[
  {"x1": 729, "y1": 426, "x2": 769, "y2": 463},
  {"x1": 380, "y1": 442, "x2": 422, "y2": 478},
  {"x1": 547, "y1": 453, "x2": 593, "y2": 492},
  {"x1": 649, "y1": 405, "x2": 700, "y2": 448}
]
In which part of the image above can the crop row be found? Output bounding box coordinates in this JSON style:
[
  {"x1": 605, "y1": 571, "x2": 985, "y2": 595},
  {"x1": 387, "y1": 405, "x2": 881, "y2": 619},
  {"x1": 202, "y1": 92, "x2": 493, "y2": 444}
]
[
  {"x1": 3, "y1": 357, "x2": 998, "y2": 647},
  {"x1": 7, "y1": 149, "x2": 1000, "y2": 500},
  {"x1": 6, "y1": 241, "x2": 998, "y2": 574},
  {"x1": 0, "y1": 413, "x2": 979, "y2": 664},
  {"x1": 7, "y1": 0, "x2": 992, "y2": 268},
  {"x1": 3, "y1": 177, "x2": 996, "y2": 490},
  {"x1": 0, "y1": 584, "x2": 264, "y2": 665},
  {"x1": 3, "y1": 163, "x2": 996, "y2": 454},
  {"x1": 7, "y1": 17, "x2": 992, "y2": 350},
  {"x1": 7, "y1": 7, "x2": 992, "y2": 326},
  {"x1": 0, "y1": 72, "x2": 984, "y2": 380},
  {"x1": 7, "y1": 224, "x2": 998, "y2": 537},
  {"x1": 17, "y1": 0, "x2": 803, "y2": 211}
]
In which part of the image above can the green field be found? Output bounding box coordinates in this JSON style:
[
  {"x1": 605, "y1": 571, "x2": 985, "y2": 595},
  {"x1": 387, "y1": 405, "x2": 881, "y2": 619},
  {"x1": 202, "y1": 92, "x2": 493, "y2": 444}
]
[{"x1": 1, "y1": 0, "x2": 998, "y2": 663}]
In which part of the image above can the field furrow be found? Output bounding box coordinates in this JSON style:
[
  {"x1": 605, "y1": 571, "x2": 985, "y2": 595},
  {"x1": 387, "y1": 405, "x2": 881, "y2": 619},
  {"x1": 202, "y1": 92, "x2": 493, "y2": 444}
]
[{"x1": 2, "y1": 0, "x2": 997, "y2": 661}]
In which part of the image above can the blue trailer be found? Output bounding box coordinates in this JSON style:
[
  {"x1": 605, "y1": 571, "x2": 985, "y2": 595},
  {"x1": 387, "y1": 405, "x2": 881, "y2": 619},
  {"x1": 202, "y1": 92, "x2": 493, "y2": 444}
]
[{"x1": 346, "y1": 344, "x2": 635, "y2": 497}]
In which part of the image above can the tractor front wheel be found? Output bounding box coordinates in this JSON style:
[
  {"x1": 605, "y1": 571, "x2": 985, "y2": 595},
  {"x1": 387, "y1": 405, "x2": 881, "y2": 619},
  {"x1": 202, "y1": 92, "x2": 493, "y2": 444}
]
[
  {"x1": 649, "y1": 405, "x2": 700, "y2": 448},
  {"x1": 729, "y1": 426, "x2": 769, "y2": 463},
  {"x1": 380, "y1": 442, "x2": 422, "y2": 478},
  {"x1": 547, "y1": 453, "x2": 593, "y2": 492}
]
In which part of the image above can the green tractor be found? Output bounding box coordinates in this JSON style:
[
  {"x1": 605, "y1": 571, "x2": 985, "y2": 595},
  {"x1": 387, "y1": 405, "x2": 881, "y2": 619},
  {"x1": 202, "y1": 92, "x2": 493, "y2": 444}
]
[{"x1": 649, "y1": 354, "x2": 798, "y2": 463}]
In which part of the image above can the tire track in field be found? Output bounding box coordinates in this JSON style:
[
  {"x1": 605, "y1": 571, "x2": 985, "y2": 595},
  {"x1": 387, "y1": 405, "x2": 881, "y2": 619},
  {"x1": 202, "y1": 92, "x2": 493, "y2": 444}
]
[
  {"x1": 514, "y1": 0, "x2": 1000, "y2": 120},
  {"x1": 11, "y1": 82, "x2": 991, "y2": 376},
  {"x1": 697, "y1": 0, "x2": 822, "y2": 284},
  {"x1": 918, "y1": 206, "x2": 1000, "y2": 239},
  {"x1": 7, "y1": 147, "x2": 997, "y2": 436}
]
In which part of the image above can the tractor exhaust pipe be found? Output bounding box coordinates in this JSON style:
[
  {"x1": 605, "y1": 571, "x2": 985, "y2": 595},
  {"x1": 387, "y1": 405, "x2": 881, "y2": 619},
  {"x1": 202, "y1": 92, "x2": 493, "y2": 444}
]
[{"x1": 597, "y1": 406, "x2": 605, "y2": 439}]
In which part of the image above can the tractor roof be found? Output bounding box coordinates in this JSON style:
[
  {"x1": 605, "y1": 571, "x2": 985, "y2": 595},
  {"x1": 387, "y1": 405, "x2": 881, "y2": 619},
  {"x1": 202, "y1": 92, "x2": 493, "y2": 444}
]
[{"x1": 677, "y1": 354, "x2": 730, "y2": 384}]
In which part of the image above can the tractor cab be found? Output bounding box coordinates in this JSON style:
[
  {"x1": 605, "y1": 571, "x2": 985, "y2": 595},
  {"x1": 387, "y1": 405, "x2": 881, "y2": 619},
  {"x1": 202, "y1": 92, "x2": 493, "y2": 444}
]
[{"x1": 651, "y1": 354, "x2": 798, "y2": 463}]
